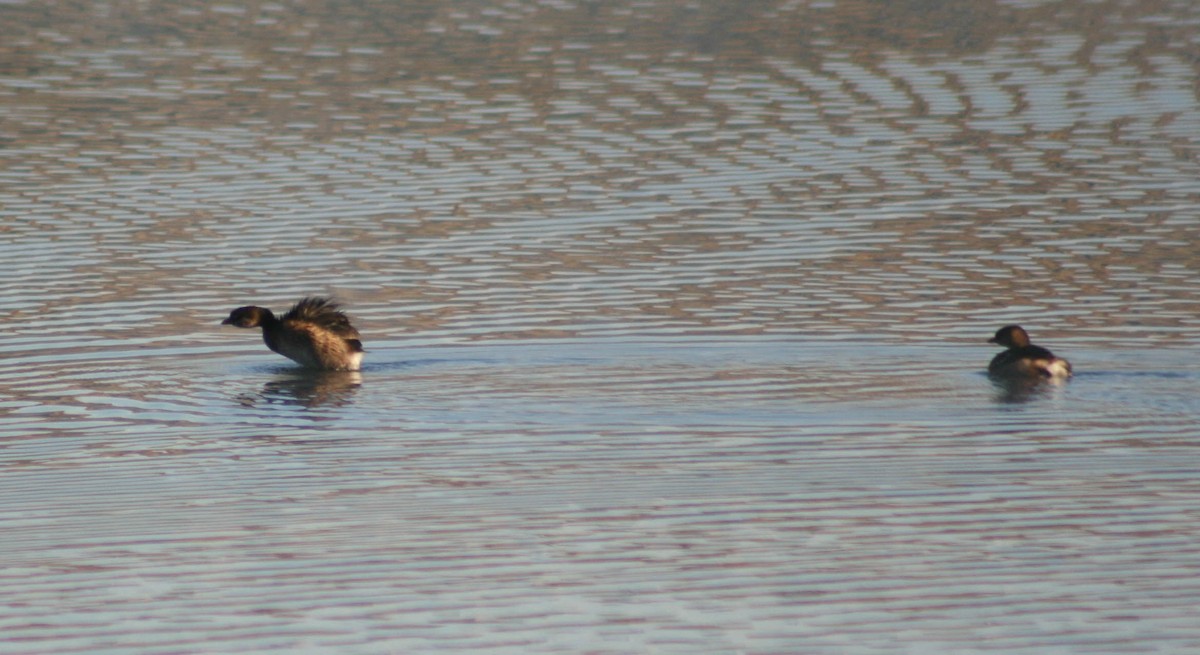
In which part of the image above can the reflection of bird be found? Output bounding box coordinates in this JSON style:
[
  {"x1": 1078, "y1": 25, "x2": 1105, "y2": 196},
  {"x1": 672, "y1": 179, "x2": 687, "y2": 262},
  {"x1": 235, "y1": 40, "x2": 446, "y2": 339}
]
[
  {"x1": 222, "y1": 297, "x2": 364, "y2": 371},
  {"x1": 987, "y1": 325, "x2": 1071, "y2": 381},
  {"x1": 258, "y1": 371, "x2": 363, "y2": 409}
]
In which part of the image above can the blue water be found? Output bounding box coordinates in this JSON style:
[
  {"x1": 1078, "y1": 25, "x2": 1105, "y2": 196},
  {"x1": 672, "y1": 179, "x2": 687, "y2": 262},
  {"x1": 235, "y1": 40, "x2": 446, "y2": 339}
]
[{"x1": 3, "y1": 0, "x2": 1200, "y2": 653}]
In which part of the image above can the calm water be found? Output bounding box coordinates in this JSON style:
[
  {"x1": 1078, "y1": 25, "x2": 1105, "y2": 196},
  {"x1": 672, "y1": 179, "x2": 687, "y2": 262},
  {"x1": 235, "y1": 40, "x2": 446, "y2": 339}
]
[{"x1": 3, "y1": 0, "x2": 1200, "y2": 653}]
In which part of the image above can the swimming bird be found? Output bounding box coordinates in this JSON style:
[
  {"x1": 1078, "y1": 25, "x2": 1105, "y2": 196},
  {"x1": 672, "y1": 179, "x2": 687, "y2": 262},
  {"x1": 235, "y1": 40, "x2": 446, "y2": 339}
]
[
  {"x1": 987, "y1": 325, "x2": 1071, "y2": 381},
  {"x1": 222, "y1": 297, "x2": 364, "y2": 371}
]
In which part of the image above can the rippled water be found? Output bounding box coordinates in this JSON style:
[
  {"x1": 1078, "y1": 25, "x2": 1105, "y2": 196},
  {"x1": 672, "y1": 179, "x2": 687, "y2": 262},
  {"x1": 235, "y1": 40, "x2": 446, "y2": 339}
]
[{"x1": 3, "y1": 0, "x2": 1200, "y2": 653}]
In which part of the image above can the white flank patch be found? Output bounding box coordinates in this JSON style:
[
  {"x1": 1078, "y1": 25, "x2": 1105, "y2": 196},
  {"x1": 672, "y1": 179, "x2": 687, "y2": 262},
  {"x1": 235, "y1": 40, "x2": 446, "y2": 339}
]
[{"x1": 1044, "y1": 359, "x2": 1072, "y2": 380}]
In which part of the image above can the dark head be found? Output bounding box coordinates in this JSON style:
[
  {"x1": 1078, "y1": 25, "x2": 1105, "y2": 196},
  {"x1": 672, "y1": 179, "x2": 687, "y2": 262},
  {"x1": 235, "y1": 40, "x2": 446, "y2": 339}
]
[
  {"x1": 989, "y1": 325, "x2": 1030, "y2": 349},
  {"x1": 221, "y1": 306, "x2": 275, "y2": 329}
]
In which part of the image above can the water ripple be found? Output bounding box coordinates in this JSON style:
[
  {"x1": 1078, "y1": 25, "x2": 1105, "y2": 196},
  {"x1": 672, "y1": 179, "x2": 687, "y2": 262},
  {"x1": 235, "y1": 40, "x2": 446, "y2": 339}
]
[{"x1": 4, "y1": 0, "x2": 1200, "y2": 652}]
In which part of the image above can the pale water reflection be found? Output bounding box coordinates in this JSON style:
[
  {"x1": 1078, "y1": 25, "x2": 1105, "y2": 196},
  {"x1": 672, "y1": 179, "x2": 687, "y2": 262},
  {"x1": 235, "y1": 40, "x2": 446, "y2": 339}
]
[
  {"x1": 3, "y1": 0, "x2": 1200, "y2": 653},
  {"x1": 4, "y1": 338, "x2": 1199, "y2": 653}
]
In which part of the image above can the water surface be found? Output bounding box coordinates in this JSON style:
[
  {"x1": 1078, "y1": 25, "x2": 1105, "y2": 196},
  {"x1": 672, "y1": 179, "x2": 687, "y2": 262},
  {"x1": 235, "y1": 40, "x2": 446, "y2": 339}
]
[{"x1": 3, "y1": 0, "x2": 1200, "y2": 653}]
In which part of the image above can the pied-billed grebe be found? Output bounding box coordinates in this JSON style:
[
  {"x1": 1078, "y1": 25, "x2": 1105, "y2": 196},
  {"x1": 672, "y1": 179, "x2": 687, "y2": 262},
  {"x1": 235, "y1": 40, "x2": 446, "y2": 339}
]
[
  {"x1": 987, "y1": 325, "x2": 1071, "y2": 381},
  {"x1": 222, "y1": 297, "x2": 364, "y2": 371}
]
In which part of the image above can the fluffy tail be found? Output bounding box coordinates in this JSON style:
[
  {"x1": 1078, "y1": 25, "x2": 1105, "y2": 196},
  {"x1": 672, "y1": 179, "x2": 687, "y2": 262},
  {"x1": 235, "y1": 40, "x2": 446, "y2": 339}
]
[{"x1": 284, "y1": 297, "x2": 357, "y2": 334}]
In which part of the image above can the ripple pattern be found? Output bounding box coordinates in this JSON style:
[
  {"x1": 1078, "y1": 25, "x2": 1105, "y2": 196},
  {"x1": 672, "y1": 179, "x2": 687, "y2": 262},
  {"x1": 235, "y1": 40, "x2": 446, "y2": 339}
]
[{"x1": 3, "y1": 0, "x2": 1200, "y2": 653}]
